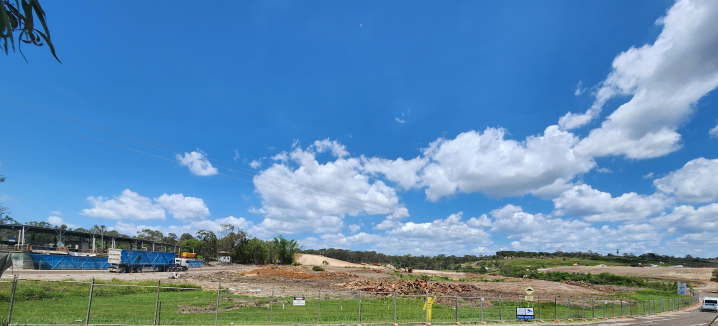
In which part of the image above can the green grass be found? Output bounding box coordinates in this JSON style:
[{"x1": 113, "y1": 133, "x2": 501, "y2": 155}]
[{"x1": 0, "y1": 280, "x2": 697, "y2": 325}]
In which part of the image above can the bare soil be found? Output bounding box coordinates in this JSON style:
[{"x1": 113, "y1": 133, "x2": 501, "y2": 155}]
[{"x1": 550, "y1": 265, "x2": 714, "y2": 283}]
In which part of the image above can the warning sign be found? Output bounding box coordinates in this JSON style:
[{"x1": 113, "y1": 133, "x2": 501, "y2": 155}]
[
  {"x1": 525, "y1": 295, "x2": 534, "y2": 301},
  {"x1": 293, "y1": 296, "x2": 305, "y2": 306},
  {"x1": 524, "y1": 286, "x2": 535, "y2": 296}
]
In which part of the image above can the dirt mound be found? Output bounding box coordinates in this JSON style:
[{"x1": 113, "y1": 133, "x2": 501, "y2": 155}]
[
  {"x1": 337, "y1": 279, "x2": 492, "y2": 296},
  {"x1": 245, "y1": 265, "x2": 320, "y2": 279},
  {"x1": 297, "y1": 254, "x2": 383, "y2": 269}
]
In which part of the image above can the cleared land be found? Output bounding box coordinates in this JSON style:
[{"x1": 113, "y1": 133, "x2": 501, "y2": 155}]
[{"x1": 550, "y1": 265, "x2": 714, "y2": 283}]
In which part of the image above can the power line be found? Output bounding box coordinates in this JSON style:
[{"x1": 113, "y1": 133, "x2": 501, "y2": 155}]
[
  {"x1": 1, "y1": 96, "x2": 401, "y2": 213},
  {"x1": 0, "y1": 107, "x2": 408, "y2": 218}
]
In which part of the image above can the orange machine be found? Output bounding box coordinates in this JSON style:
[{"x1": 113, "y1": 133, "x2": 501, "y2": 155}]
[{"x1": 181, "y1": 252, "x2": 196, "y2": 258}]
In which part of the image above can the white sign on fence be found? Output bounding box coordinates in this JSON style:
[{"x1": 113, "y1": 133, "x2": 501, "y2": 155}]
[{"x1": 293, "y1": 296, "x2": 306, "y2": 306}]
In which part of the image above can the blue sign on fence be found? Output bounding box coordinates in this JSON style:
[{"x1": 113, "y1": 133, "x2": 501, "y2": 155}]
[{"x1": 516, "y1": 307, "x2": 535, "y2": 320}]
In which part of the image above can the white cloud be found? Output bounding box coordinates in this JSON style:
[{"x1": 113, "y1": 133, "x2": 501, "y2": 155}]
[
  {"x1": 81, "y1": 189, "x2": 166, "y2": 220},
  {"x1": 155, "y1": 193, "x2": 210, "y2": 222},
  {"x1": 176, "y1": 150, "x2": 219, "y2": 176},
  {"x1": 312, "y1": 139, "x2": 349, "y2": 158},
  {"x1": 710, "y1": 123, "x2": 718, "y2": 138},
  {"x1": 420, "y1": 126, "x2": 594, "y2": 200},
  {"x1": 250, "y1": 160, "x2": 262, "y2": 169},
  {"x1": 569, "y1": 0, "x2": 718, "y2": 159},
  {"x1": 467, "y1": 214, "x2": 492, "y2": 228},
  {"x1": 362, "y1": 156, "x2": 428, "y2": 190},
  {"x1": 319, "y1": 232, "x2": 383, "y2": 248},
  {"x1": 490, "y1": 204, "x2": 660, "y2": 253},
  {"x1": 574, "y1": 81, "x2": 586, "y2": 96},
  {"x1": 651, "y1": 203, "x2": 718, "y2": 234},
  {"x1": 395, "y1": 118, "x2": 406, "y2": 123},
  {"x1": 48, "y1": 216, "x2": 63, "y2": 225},
  {"x1": 234, "y1": 150, "x2": 240, "y2": 162},
  {"x1": 250, "y1": 143, "x2": 404, "y2": 236},
  {"x1": 552, "y1": 184, "x2": 670, "y2": 222},
  {"x1": 642, "y1": 172, "x2": 655, "y2": 179},
  {"x1": 596, "y1": 167, "x2": 613, "y2": 173},
  {"x1": 348, "y1": 224, "x2": 361, "y2": 234},
  {"x1": 50, "y1": 211, "x2": 62, "y2": 215},
  {"x1": 372, "y1": 212, "x2": 493, "y2": 255},
  {"x1": 47, "y1": 216, "x2": 78, "y2": 229},
  {"x1": 654, "y1": 157, "x2": 718, "y2": 203}
]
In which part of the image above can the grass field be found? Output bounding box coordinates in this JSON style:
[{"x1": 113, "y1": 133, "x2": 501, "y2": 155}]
[{"x1": 0, "y1": 279, "x2": 696, "y2": 325}]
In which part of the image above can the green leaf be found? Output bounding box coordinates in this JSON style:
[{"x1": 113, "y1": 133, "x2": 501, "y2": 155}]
[
  {"x1": 0, "y1": 2, "x2": 14, "y2": 50},
  {"x1": 35, "y1": 29, "x2": 60, "y2": 63},
  {"x1": 21, "y1": 0, "x2": 33, "y2": 33}
]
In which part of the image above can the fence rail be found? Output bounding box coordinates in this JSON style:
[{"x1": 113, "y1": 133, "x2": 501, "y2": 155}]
[{"x1": 0, "y1": 276, "x2": 699, "y2": 325}]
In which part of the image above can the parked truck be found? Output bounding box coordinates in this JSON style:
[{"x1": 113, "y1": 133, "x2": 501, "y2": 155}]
[{"x1": 108, "y1": 249, "x2": 192, "y2": 273}]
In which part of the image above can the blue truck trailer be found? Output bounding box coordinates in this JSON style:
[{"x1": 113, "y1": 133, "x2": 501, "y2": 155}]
[{"x1": 108, "y1": 249, "x2": 186, "y2": 273}]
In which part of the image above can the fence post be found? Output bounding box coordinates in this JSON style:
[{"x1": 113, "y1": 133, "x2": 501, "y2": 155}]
[
  {"x1": 537, "y1": 296, "x2": 541, "y2": 321},
  {"x1": 215, "y1": 283, "x2": 220, "y2": 326},
  {"x1": 603, "y1": 300, "x2": 606, "y2": 318},
  {"x1": 554, "y1": 297, "x2": 557, "y2": 320},
  {"x1": 7, "y1": 274, "x2": 18, "y2": 325},
  {"x1": 591, "y1": 299, "x2": 594, "y2": 319},
  {"x1": 425, "y1": 293, "x2": 429, "y2": 323},
  {"x1": 480, "y1": 293, "x2": 483, "y2": 322},
  {"x1": 358, "y1": 291, "x2": 362, "y2": 324},
  {"x1": 612, "y1": 299, "x2": 615, "y2": 317},
  {"x1": 317, "y1": 288, "x2": 321, "y2": 325},
  {"x1": 158, "y1": 301, "x2": 161, "y2": 326},
  {"x1": 620, "y1": 299, "x2": 623, "y2": 316},
  {"x1": 643, "y1": 300, "x2": 646, "y2": 315},
  {"x1": 455, "y1": 292, "x2": 459, "y2": 323},
  {"x1": 629, "y1": 299, "x2": 632, "y2": 317},
  {"x1": 270, "y1": 285, "x2": 274, "y2": 325},
  {"x1": 394, "y1": 290, "x2": 397, "y2": 324},
  {"x1": 86, "y1": 277, "x2": 95, "y2": 325},
  {"x1": 499, "y1": 294, "x2": 502, "y2": 321},
  {"x1": 582, "y1": 299, "x2": 585, "y2": 319},
  {"x1": 567, "y1": 297, "x2": 570, "y2": 320},
  {"x1": 154, "y1": 280, "x2": 161, "y2": 326}
]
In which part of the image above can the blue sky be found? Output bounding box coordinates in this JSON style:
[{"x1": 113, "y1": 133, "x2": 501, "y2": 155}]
[{"x1": 1, "y1": 0, "x2": 718, "y2": 257}]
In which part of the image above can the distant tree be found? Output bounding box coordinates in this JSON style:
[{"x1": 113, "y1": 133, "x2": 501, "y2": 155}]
[
  {"x1": 0, "y1": 0, "x2": 60, "y2": 62},
  {"x1": 136, "y1": 228, "x2": 164, "y2": 242},
  {"x1": 218, "y1": 224, "x2": 248, "y2": 253},
  {"x1": 179, "y1": 233, "x2": 194, "y2": 243},
  {"x1": 162, "y1": 233, "x2": 178, "y2": 245},
  {"x1": 195, "y1": 229, "x2": 218, "y2": 260}
]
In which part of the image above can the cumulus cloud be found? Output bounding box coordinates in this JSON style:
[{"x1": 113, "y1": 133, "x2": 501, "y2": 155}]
[
  {"x1": 362, "y1": 156, "x2": 428, "y2": 190},
  {"x1": 81, "y1": 189, "x2": 166, "y2": 220},
  {"x1": 651, "y1": 203, "x2": 718, "y2": 234},
  {"x1": 710, "y1": 123, "x2": 718, "y2": 138},
  {"x1": 250, "y1": 160, "x2": 262, "y2": 169},
  {"x1": 250, "y1": 144, "x2": 404, "y2": 236},
  {"x1": 50, "y1": 211, "x2": 62, "y2": 215},
  {"x1": 372, "y1": 212, "x2": 493, "y2": 255},
  {"x1": 552, "y1": 184, "x2": 670, "y2": 222},
  {"x1": 48, "y1": 216, "x2": 63, "y2": 225},
  {"x1": 654, "y1": 157, "x2": 718, "y2": 203},
  {"x1": 155, "y1": 193, "x2": 210, "y2": 222},
  {"x1": 569, "y1": 0, "x2": 718, "y2": 159},
  {"x1": 420, "y1": 126, "x2": 594, "y2": 200},
  {"x1": 596, "y1": 167, "x2": 613, "y2": 173},
  {"x1": 490, "y1": 204, "x2": 660, "y2": 253},
  {"x1": 177, "y1": 150, "x2": 218, "y2": 176},
  {"x1": 312, "y1": 139, "x2": 349, "y2": 158},
  {"x1": 642, "y1": 172, "x2": 655, "y2": 179},
  {"x1": 348, "y1": 224, "x2": 361, "y2": 234}
]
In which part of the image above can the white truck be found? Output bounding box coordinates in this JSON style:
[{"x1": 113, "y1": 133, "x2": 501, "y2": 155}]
[{"x1": 702, "y1": 297, "x2": 718, "y2": 312}]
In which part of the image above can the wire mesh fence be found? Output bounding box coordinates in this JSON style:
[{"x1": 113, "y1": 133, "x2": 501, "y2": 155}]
[{"x1": 0, "y1": 277, "x2": 699, "y2": 325}]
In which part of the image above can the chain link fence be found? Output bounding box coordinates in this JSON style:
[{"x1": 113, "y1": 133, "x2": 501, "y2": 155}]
[{"x1": 0, "y1": 276, "x2": 699, "y2": 325}]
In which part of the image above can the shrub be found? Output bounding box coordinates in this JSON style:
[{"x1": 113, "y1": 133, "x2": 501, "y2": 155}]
[
  {"x1": 711, "y1": 269, "x2": 718, "y2": 282},
  {"x1": 312, "y1": 266, "x2": 325, "y2": 271}
]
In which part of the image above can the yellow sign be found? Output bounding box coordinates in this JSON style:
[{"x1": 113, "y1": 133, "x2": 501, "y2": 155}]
[
  {"x1": 423, "y1": 296, "x2": 437, "y2": 321},
  {"x1": 524, "y1": 286, "x2": 535, "y2": 295},
  {"x1": 525, "y1": 295, "x2": 534, "y2": 301}
]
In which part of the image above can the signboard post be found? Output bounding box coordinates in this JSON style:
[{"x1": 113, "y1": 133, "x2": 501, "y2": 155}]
[
  {"x1": 516, "y1": 307, "x2": 535, "y2": 320},
  {"x1": 677, "y1": 282, "x2": 687, "y2": 295},
  {"x1": 293, "y1": 296, "x2": 306, "y2": 306}
]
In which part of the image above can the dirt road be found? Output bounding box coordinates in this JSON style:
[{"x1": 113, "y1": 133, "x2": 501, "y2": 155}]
[{"x1": 550, "y1": 265, "x2": 713, "y2": 282}]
